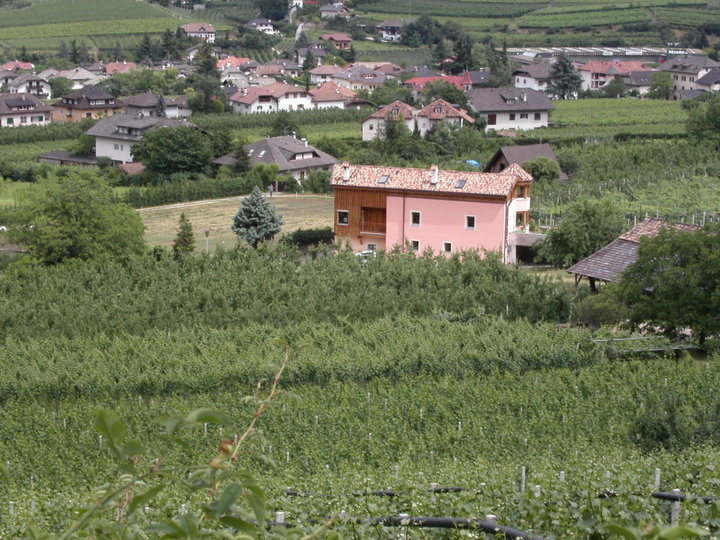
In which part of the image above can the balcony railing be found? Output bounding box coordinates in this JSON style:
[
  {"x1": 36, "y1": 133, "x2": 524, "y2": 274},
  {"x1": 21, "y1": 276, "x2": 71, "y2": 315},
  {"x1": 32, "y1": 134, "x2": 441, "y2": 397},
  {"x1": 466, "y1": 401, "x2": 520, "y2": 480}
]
[{"x1": 360, "y1": 220, "x2": 386, "y2": 234}]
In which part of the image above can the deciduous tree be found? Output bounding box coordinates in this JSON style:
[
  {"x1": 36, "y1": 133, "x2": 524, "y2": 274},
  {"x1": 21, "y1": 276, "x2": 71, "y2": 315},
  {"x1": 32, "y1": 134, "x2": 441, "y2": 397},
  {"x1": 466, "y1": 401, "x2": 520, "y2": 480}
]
[
  {"x1": 231, "y1": 186, "x2": 283, "y2": 248},
  {"x1": 131, "y1": 126, "x2": 214, "y2": 175},
  {"x1": 647, "y1": 71, "x2": 673, "y2": 100},
  {"x1": 686, "y1": 93, "x2": 720, "y2": 149}
]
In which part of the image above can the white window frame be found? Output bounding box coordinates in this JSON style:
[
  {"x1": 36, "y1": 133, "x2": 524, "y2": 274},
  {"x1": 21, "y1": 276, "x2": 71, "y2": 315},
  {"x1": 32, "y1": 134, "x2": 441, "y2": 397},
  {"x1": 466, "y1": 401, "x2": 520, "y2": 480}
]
[
  {"x1": 443, "y1": 242, "x2": 452, "y2": 254},
  {"x1": 410, "y1": 211, "x2": 421, "y2": 226},
  {"x1": 337, "y1": 209, "x2": 349, "y2": 226},
  {"x1": 465, "y1": 215, "x2": 476, "y2": 230},
  {"x1": 410, "y1": 240, "x2": 420, "y2": 252}
]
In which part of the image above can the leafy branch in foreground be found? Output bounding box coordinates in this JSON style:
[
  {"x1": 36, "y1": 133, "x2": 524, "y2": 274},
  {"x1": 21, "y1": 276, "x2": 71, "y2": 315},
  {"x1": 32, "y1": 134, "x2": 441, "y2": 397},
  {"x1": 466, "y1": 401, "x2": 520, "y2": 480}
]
[{"x1": 23, "y1": 347, "x2": 320, "y2": 540}]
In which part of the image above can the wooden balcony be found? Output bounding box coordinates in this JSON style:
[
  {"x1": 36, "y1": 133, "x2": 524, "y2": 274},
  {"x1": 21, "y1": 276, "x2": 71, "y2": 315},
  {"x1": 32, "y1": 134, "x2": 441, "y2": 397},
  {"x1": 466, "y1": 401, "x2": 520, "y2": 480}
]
[
  {"x1": 360, "y1": 207, "x2": 386, "y2": 235},
  {"x1": 360, "y1": 220, "x2": 386, "y2": 234}
]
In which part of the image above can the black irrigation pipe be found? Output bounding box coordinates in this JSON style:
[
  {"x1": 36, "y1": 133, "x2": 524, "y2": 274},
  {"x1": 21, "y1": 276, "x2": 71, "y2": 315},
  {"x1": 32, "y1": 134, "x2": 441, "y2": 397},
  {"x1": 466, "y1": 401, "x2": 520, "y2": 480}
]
[
  {"x1": 266, "y1": 515, "x2": 544, "y2": 540},
  {"x1": 652, "y1": 492, "x2": 720, "y2": 504},
  {"x1": 285, "y1": 486, "x2": 468, "y2": 498}
]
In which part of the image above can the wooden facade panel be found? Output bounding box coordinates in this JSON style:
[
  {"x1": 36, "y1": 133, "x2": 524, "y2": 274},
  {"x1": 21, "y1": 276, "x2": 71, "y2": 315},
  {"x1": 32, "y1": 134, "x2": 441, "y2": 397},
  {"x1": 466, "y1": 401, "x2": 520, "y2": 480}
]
[{"x1": 335, "y1": 187, "x2": 387, "y2": 238}]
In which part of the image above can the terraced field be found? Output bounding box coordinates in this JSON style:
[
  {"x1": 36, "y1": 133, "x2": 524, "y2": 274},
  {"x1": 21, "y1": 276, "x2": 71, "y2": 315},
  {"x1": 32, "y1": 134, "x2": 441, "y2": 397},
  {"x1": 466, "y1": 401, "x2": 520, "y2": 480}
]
[{"x1": 0, "y1": 0, "x2": 227, "y2": 55}]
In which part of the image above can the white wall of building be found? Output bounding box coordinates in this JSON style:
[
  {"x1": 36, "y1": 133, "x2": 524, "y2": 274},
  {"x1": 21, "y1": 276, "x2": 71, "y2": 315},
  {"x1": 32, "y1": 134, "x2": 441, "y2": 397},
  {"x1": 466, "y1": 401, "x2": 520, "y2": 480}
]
[
  {"x1": 1, "y1": 111, "x2": 51, "y2": 128},
  {"x1": 514, "y1": 76, "x2": 547, "y2": 92},
  {"x1": 483, "y1": 110, "x2": 548, "y2": 131},
  {"x1": 95, "y1": 136, "x2": 135, "y2": 163}
]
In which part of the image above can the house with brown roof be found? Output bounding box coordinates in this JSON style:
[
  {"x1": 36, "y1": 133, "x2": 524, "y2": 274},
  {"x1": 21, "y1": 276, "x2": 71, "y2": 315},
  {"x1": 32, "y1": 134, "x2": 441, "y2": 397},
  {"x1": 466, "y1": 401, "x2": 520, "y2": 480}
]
[
  {"x1": 181, "y1": 23, "x2": 216, "y2": 43},
  {"x1": 213, "y1": 135, "x2": 337, "y2": 183},
  {"x1": 485, "y1": 143, "x2": 568, "y2": 181},
  {"x1": 52, "y1": 85, "x2": 122, "y2": 123},
  {"x1": 467, "y1": 88, "x2": 554, "y2": 132},
  {"x1": 567, "y1": 218, "x2": 701, "y2": 291},
  {"x1": 513, "y1": 63, "x2": 551, "y2": 93},
  {"x1": 0, "y1": 93, "x2": 52, "y2": 128},
  {"x1": 228, "y1": 82, "x2": 312, "y2": 114},
  {"x1": 309, "y1": 64, "x2": 343, "y2": 84},
  {"x1": 320, "y1": 3, "x2": 351, "y2": 19},
  {"x1": 376, "y1": 19, "x2": 414, "y2": 42},
  {"x1": 104, "y1": 61, "x2": 137, "y2": 75},
  {"x1": 55, "y1": 67, "x2": 103, "y2": 90},
  {"x1": 331, "y1": 162, "x2": 539, "y2": 262},
  {"x1": 5, "y1": 74, "x2": 51, "y2": 99},
  {"x1": 309, "y1": 81, "x2": 357, "y2": 109},
  {"x1": 331, "y1": 66, "x2": 387, "y2": 91},
  {"x1": 121, "y1": 91, "x2": 191, "y2": 119},
  {"x1": 415, "y1": 99, "x2": 475, "y2": 135},
  {"x1": 361, "y1": 100, "x2": 417, "y2": 141},
  {"x1": 320, "y1": 33, "x2": 352, "y2": 51},
  {"x1": 84, "y1": 113, "x2": 190, "y2": 164}
]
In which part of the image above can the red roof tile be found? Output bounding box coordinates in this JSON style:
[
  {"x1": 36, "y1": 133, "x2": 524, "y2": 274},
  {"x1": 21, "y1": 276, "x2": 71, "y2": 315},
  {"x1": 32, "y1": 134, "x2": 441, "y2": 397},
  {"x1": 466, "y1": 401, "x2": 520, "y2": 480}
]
[
  {"x1": 416, "y1": 99, "x2": 474, "y2": 123},
  {"x1": 364, "y1": 100, "x2": 417, "y2": 120}
]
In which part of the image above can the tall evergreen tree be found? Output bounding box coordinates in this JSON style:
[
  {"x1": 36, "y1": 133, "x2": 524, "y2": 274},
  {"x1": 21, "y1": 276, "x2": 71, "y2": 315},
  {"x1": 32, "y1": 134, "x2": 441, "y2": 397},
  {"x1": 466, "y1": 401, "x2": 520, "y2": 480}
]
[
  {"x1": 136, "y1": 33, "x2": 156, "y2": 63},
  {"x1": 547, "y1": 54, "x2": 582, "y2": 99},
  {"x1": 160, "y1": 29, "x2": 179, "y2": 60},
  {"x1": 113, "y1": 41, "x2": 123, "y2": 62},
  {"x1": 194, "y1": 42, "x2": 220, "y2": 79},
  {"x1": 69, "y1": 39, "x2": 80, "y2": 64},
  {"x1": 78, "y1": 40, "x2": 91, "y2": 64},
  {"x1": 58, "y1": 41, "x2": 69, "y2": 59},
  {"x1": 172, "y1": 212, "x2": 196, "y2": 259},
  {"x1": 231, "y1": 186, "x2": 283, "y2": 248},
  {"x1": 303, "y1": 48, "x2": 315, "y2": 69}
]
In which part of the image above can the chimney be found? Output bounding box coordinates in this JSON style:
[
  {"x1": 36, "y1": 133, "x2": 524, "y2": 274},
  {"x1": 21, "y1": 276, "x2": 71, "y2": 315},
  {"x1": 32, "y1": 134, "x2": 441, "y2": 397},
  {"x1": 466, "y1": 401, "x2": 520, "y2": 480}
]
[
  {"x1": 302, "y1": 137, "x2": 308, "y2": 147},
  {"x1": 522, "y1": 91, "x2": 527, "y2": 102},
  {"x1": 430, "y1": 164, "x2": 439, "y2": 185},
  {"x1": 342, "y1": 161, "x2": 350, "y2": 182}
]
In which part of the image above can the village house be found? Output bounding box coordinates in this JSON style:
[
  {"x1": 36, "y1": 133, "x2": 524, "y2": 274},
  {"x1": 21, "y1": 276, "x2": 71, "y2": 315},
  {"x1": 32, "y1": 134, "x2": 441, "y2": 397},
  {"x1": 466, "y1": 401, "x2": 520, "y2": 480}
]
[
  {"x1": 658, "y1": 55, "x2": 719, "y2": 93},
  {"x1": 309, "y1": 81, "x2": 357, "y2": 109},
  {"x1": 228, "y1": 82, "x2": 312, "y2": 114},
  {"x1": 513, "y1": 63, "x2": 551, "y2": 93},
  {"x1": 297, "y1": 42, "x2": 327, "y2": 67},
  {"x1": 622, "y1": 71, "x2": 655, "y2": 95},
  {"x1": 403, "y1": 74, "x2": 471, "y2": 102},
  {"x1": 484, "y1": 143, "x2": 569, "y2": 181},
  {"x1": 696, "y1": 68, "x2": 720, "y2": 93},
  {"x1": 575, "y1": 61, "x2": 651, "y2": 91},
  {"x1": 0, "y1": 93, "x2": 52, "y2": 128},
  {"x1": 361, "y1": 100, "x2": 417, "y2": 141},
  {"x1": 467, "y1": 88, "x2": 553, "y2": 132},
  {"x1": 320, "y1": 3, "x2": 351, "y2": 19},
  {"x1": 309, "y1": 64, "x2": 343, "y2": 84},
  {"x1": 121, "y1": 91, "x2": 191, "y2": 119},
  {"x1": 245, "y1": 19, "x2": 280, "y2": 35},
  {"x1": 104, "y1": 61, "x2": 137, "y2": 76},
  {"x1": 567, "y1": 218, "x2": 700, "y2": 291},
  {"x1": 84, "y1": 113, "x2": 189, "y2": 164},
  {"x1": 0, "y1": 70, "x2": 19, "y2": 87},
  {"x1": 320, "y1": 33, "x2": 352, "y2": 51},
  {"x1": 217, "y1": 56, "x2": 252, "y2": 70},
  {"x1": 213, "y1": 135, "x2": 337, "y2": 183},
  {"x1": 332, "y1": 66, "x2": 387, "y2": 91},
  {"x1": 55, "y1": 67, "x2": 103, "y2": 90},
  {"x1": 376, "y1": 19, "x2": 413, "y2": 42},
  {"x1": 52, "y1": 85, "x2": 122, "y2": 123},
  {"x1": 331, "y1": 162, "x2": 539, "y2": 263},
  {"x1": 254, "y1": 59, "x2": 301, "y2": 78},
  {"x1": 2, "y1": 61, "x2": 34, "y2": 72},
  {"x1": 181, "y1": 23, "x2": 216, "y2": 43},
  {"x1": 414, "y1": 99, "x2": 475, "y2": 135},
  {"x1": 5, "y1": 74, "x2": 51, "y2": 99},
  {"x1": 350, "y1": 62, "x2": 403, "y2": 76}
]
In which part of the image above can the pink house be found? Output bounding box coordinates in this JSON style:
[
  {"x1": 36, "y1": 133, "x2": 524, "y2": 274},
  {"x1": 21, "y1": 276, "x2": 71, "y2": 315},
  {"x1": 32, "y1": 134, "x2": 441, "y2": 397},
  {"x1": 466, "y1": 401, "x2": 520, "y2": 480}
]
[{"x1": 331, "y1": 162, "x2": 540, "y2": 263}]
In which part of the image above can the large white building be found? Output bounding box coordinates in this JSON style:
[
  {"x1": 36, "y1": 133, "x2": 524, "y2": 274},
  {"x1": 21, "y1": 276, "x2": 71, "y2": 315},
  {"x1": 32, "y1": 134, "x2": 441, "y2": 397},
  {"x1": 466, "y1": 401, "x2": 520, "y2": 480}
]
[
  {"x1": 467, "y1": 88, "x2": 554, "y2": 132},
  {"x1": 0, "y1": 92, "x2": 52, "y2": 128},
  {"x1": 228, "y1": 82, "x2": 312, "y2": 114}
]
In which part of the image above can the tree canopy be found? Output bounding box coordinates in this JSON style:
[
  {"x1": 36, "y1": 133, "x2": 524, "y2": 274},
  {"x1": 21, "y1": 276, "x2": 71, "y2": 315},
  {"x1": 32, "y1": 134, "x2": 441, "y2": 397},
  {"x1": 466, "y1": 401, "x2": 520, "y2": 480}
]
[
  {"x1": 547, "y1": 54, "x2": 582, "y2": 99},
  {"x1": 647, "y1": 71, "x2": 673, "y2": 100},
  {"x1": 619, "y1": 225, "x2": 720, "y2": 343},
  {"x1": 132, "y1": 126, "x2": 214, "y2": 176},
  {"x1": 231, "y1": 186, "x2": 283, "y2": 248},
  {"x1": 9, "y1": 173, "x2": 145, "y2": 265},
  {"x1": 686, "y1": 93, "x2": 720, "y2": 149},
  {"x1": 535, "y1": 197, "x2": 626, "y2": 268}
]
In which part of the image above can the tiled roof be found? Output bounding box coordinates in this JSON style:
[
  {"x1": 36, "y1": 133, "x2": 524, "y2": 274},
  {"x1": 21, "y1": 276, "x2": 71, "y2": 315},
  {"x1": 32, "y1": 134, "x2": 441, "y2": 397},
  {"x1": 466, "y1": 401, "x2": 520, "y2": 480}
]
[
  {"x1": 215, "y1": 136, "x2": 337, "y2": 172},
  {"x1": 2, "y1": 61, "x2": 34, "y2": 72},
  {"x1": 331, "y1": 162, "x2": 532, "y2": 198},
  {"x1": 321, "y1": 33, "x2": 352, "y2": 42},
  {"x1": 514, "y1": 63, "x2": 551, "y2": 79},
  {"x1": 697, "y1": 68, "x2": 720, "y2": 86},
  {"x1": 567, "y1": 219, "x2": 701, "y2": 282},
  {"x1": 377, "y1": 19, "x2": 414, "y2": 29},
  {"x1": 404, "y1": 74, "x2": 470, "y2": 91},
  {"x1": 105, "y1": 61, "x2": 136, "y2": 75},
  {"x1": 576, "y1": 61, "x2": 650, "y2": 75},
  {"x1": 403, "y1": 65, "x2": 440, "y2": 78},
  {"x1": 416, "y1": 99, "x2": 474, "y2": 122},
  {"x1": 182, "y1": 23, "x2": 216, "y2": 33},
  {"x1": 310, "y1": 64, "x2": 343, "y2": 75},
  {"x1": 122, "y1": 91, "x2": 161, "y2": 108},
  {"x1": 660, "y1": 55, "x2": 720, "y2": 74},
  {"x1": 309, "y1": 81, "x2": 356, "y2": 102},
  {"x1": 333, "y1": 66, "x2": 387, "y2": 84},
  {"x1": 55, "y1": 84, "x2": 121, "y2": 110},
  {"x1": 85, "y1": 113, "x2": 188, "y2": 140},
  {"x1": 625, "y1": 70, "x2": 654, "y2": 86},
  {"x1": 349, "y1": 62, "x2": 403, "y2": 74},
  {"x1": 468, "y1": 87, "x2": 554, "y2": 113},
  {"x1": 364, "y1": 100, "x2": 417, "y2": 120},
  {"x1": 217, "y1": 56, "x2": 252, "y2": 69}
]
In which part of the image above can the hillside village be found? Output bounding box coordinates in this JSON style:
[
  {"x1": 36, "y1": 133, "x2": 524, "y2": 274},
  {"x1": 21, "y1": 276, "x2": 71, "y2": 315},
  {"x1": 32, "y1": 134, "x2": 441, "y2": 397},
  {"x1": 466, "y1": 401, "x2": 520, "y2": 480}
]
[{"x1": 1, "y1": 0, "x2": 720, "y2": 538}]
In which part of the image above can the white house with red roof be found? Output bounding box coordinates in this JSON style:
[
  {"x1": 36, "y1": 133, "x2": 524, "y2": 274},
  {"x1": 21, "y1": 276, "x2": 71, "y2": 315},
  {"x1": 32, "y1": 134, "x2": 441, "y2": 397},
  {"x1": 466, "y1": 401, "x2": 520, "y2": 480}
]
[
  {"x1": 181, "y1": 23, "x2": 216, "y2": 43},
  {"x1": 575, "y1": 61, "x2": 651, "y2": 91},
  {"x1": 331, "y1": 162, "x2": 537, "y2": 262},
  {"x1": 403, "y1": 74, "x2": 471, "y2": 101},
  {"x1": 361, "y1": 100, "x2": 417, "y2": 141},
  {"x1": 415, "y1": 99, "x2": 475, "y2": 135},
  {"x1": 228, "y1": 82, "x2": 312, "y2": 114},
  {"x1": 320, "y1": 33, "x2": 352, "y2": 50},
  {"x1": 217, "y1": 56, "x2": 252, "y2": 70},
  {"x1": 309, "y1": 81, "x2": 357, "y2": 109}
]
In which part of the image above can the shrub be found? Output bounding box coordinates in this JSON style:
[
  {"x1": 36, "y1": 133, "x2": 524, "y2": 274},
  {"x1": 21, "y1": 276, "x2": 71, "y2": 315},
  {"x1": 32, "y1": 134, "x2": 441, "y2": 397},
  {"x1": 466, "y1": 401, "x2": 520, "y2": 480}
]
[{"x1": 282, "y1": 227, "x2": 334, "y2": 247}]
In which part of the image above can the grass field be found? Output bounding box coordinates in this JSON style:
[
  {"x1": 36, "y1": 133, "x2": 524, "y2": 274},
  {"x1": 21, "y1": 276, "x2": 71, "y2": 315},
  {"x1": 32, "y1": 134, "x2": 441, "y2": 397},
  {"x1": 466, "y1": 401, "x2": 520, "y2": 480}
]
[{"x1": 139, "y1": 193, "x2": 334, "y2": 249}]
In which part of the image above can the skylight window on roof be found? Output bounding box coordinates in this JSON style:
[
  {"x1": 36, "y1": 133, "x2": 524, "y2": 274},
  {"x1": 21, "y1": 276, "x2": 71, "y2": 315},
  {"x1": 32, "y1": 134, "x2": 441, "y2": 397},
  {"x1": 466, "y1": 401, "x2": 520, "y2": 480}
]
[
  {"x1": 258, "y1": 150, "x2": 266, "y2": 157},
  {"x1": 378, "y1": 175, "x2": 389, "y2": 184},
  {"x1": 454, "y1": 179, "x2": 467, "y2": 189}
]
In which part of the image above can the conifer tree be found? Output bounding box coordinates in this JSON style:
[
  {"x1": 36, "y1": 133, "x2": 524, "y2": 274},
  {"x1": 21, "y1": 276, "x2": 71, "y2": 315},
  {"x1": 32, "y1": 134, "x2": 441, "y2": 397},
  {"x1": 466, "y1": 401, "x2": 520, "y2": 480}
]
[
  {"x1": 172, "y1": 212, "x2": 195, "y2": 259},
  {"x1": 231, "y1": 186, "x2": 283, "y2": 248},
  {"x1": 547, "y1": 54, "x2": 582, "y2": 99}
]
